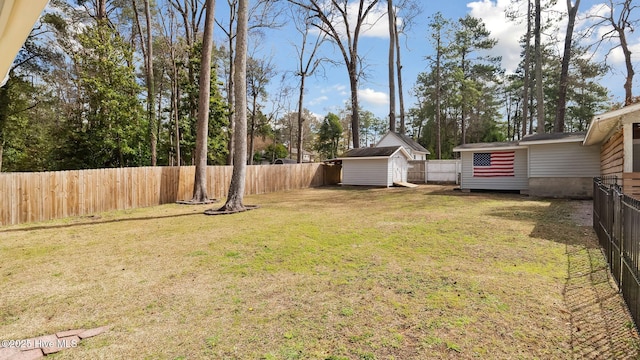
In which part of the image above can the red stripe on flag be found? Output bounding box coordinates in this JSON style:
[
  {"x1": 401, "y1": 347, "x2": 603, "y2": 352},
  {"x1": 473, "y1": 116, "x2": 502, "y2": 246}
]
[{"x1": 473, "y1": 151, "x2": 515, "y2": 177}]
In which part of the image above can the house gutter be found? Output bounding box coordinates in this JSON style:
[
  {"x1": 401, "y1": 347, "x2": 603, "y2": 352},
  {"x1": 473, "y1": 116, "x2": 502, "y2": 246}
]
[{"x1": 0, "y1": 0, "x2": 50, "y2": 87}]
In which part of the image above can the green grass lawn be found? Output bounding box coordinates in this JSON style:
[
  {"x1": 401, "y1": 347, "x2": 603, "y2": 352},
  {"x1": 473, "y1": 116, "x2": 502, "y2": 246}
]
[{"x1": 0, "y1": 185, "x2": 637, "y2": 359}]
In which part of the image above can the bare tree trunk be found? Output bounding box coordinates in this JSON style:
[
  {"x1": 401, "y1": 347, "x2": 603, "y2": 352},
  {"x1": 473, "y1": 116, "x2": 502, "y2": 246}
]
[
  {"x1": 394, "y1": 11, "x2": 406, "y2": 134},
  {"x1": 191, "y1": 0, "x2": 216, "y2": 202},
  {"x1": 435, "y1": 32, "x2": 442, "y2": 159},
  {"x1": 172, "y1": 0, "x2": 199, "y2": 127},
  {"x1": 157, "y1": 70, "x2": 164, "y2": 157},
  {"x1": 134, "y1": 0, "x2": 158, "y2": 165},
  {"x1": 349, "y1": 71, "x2": 360, "y2": 147},
  {"x1": 535, "y1": 0, "x2": 544, "y2": 133},
  {"x1": 144, "y1": 0, "x2": 157, "y2": 165},
  {"x1": 555, "y1": 0, "x2": 580, "y2": 133},
  {"x1": 173, "y1": 64, "x2": 181, "y2": 166},
  {"x1": 224, "y1": 1, "x2": 237, "y2": 165},
  {"x1": 387, "y1": 0, "x2": 396, "y2": 132},
  {"x1": 613, "y1": 1, "x2": 635, "y2": 105},
  {"x1": 97, "y1": 0, "x2": 107, "y2": 21},
  {"x1": 620, "y1": 29, "x2": 635, "y2": 105},
  {"x1": 522, "y1": 0, "x2": 531, "y2": 138},
  {"x1": 248, "y1": 93, "x2": 257, "y2": 165},
  {"x1": 296, "y1": 75, "x2": 305, "y2": 163},
  {"x1": 219, "y1": 0, "x2": 248, "y2": 212},
  {"x1": 461, "y1": 53, "x2": 467, "y2": 145},
  {"x1": 0, "y1": 141, "x2": 3, "y2": 172}
]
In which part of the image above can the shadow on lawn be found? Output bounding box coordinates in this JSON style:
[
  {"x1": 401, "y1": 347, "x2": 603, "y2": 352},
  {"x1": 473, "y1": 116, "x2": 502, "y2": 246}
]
[
  {"x1": 463, "y1": 192, "x2": 640, "y2": 357},
  {"x1": 491, "y1": 198, "x2": 640, "y2": 358},
  {"x1": 0, "y1": 211, "x2": 204, "y2": 233},
  {"x1": 563, "y1": 227, "x2": 640, "y2": 359}
]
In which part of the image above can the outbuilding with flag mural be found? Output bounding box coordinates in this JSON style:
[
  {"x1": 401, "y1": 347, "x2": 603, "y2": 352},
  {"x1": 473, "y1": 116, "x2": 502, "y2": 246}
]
[
  {"x1": 454, "y1": 132, "x2": 601, "y2": 198},
  {"x1": 473, "y1": 151, "x2": 516, "y2": 177}
]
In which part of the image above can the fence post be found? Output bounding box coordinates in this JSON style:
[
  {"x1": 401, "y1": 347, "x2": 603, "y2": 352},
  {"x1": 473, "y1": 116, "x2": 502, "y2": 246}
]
[{"x1": 615, "y1": 187, "x2": 624, "y2": 292}]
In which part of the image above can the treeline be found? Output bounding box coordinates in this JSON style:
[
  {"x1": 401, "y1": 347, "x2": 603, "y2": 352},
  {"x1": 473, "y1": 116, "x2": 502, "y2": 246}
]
[
  {"x1": 0, "y1": 0, "x2": 636, "y2": 171},
  {"x1": 411, "y1": 0, "x2": 636, "y2": 159}
]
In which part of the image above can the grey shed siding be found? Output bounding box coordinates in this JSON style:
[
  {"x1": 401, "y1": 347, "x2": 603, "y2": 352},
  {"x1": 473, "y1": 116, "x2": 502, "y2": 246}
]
[
  {"x1": 460, "y1": 149, "x2": 528, "y2": 191},
  {"x1": 528, "y1": 142, "x2": 600, "y2": 177},
  {"x1": 342, "y1": 158, "x2": 390, "y2": 186}
]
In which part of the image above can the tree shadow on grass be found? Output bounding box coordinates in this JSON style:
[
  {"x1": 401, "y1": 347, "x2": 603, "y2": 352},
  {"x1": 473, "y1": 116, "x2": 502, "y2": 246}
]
[
  {"x1": 0, "y1": 211, "x2": 207, "y2": 233},
  {"x1": 480, "y1": 195, "x2": 640, "y2": 357},
  {"x1": 563, "y1": 227, "x2": 640, "y2": 359},
  {"x1": 176, "y1": 199, "x2": 218, "y2": 205},
  {"x1": 203, "y1": 204, "x2": 259, "y2": 216}
]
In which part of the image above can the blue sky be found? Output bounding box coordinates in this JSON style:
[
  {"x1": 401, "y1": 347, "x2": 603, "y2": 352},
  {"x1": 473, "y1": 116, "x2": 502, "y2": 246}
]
[{"x1": 215, "y1": 0, "x2": 639, "y2": 122}]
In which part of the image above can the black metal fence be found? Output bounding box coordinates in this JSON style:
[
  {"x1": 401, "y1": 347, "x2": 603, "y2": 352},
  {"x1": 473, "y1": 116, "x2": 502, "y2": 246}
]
[{"x1": 593, "y1": 176, "x2": 640, "y2": 328}]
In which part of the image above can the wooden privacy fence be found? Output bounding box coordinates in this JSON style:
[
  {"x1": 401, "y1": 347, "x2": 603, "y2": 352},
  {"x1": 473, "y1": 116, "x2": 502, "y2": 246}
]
[{"x1": 0, "y1": 163, "x2": 326, "y2": 226}]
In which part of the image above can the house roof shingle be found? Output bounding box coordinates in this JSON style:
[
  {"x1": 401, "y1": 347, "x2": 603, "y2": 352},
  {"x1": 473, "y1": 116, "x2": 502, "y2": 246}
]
[
  {"x1": 394, "y1": 133, "x2": 430, "y2": 153},
  {"x1": 453, "y1": 141, "x2": 521, "y2": 151},
  {"x1": 519, "y1": 131, "x2": 586, "y2": 143},
  {"x1": 342, "y1": 146, "x2": 403, "y2": 158}
]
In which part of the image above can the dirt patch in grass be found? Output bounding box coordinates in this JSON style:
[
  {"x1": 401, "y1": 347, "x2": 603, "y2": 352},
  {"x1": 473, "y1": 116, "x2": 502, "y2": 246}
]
[{"x1": 0, "y1": 185, "x2": 637, "y2": 359}]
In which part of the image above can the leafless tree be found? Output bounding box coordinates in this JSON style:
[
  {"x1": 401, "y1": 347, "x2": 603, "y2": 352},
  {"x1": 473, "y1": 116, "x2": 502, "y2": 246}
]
[
  {"x1": 291, "y1": 7, "x2": 326, "y2": 163},
  {"x1": 158, "y1": 4, "x2": 182, "y2": 165},
  {"x1": 554, "y1": 0, "x2": 581, "y2": 132},
  {"x1": 387, "y1": 0, "x2": 396, "y2": 132},
  {"x1": 169, "y1": 0, "x2": 206, "y2": 123},
  {"x1": 288, "y1": 0, "x2": 381, "y2": 148},
  {"x1": 132, "y1": 0, "x2": 158, "y2": 165},
  {"x1": 535, "y1": 0, "x2": 544, "y2": 133},
  {"x1": 393, "y1": 0, "x2": 421, "y2": 134},
  {"x1": 246, "y1": 53, "x2": 276, "y2": 165},
  {"x1": 522, "y1": 0, "x2": 532, "y2": 137},
  {"x1": 216, "y1": 0, "x2": 284, "y2": 165},
  {"x1": 586, "y1": 0, "x2": 638, "y2": 105}
]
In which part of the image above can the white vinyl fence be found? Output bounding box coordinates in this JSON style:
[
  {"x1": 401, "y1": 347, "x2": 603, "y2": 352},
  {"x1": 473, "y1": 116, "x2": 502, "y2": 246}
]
[{"x1": 426, "y1": 160, "x2": 461, "y2": 184}]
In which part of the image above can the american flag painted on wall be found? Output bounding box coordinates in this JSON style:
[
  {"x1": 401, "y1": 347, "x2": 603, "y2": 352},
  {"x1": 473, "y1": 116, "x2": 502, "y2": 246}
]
[{"x1": 473, "y1": 151, "x2": 515, "y2": 177}]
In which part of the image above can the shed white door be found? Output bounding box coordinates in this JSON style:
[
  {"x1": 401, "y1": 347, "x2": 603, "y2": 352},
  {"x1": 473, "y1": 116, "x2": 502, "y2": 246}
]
[{"x1": 392, "y1": 156, "x2": 406, "y2": 183}]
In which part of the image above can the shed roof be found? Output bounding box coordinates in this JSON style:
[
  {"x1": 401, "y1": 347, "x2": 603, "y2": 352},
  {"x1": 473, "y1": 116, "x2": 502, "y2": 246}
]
[
  {"x1": 453, "y1": 141, "x2": 523, "y2": 152},
  {"x1": 519, "y1": 131, "x2": 586, "y2": 145},
  {"x1": 339, "y1": 146, "x2": 411, "y2": 159}
]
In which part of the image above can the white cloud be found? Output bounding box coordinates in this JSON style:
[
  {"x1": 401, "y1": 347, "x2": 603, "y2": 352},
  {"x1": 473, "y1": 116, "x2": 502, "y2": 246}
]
[
  {"x1": 608, "y1": 42, "x2": 640, "y2": 66},
  {"x1": 321, "y1": 84, "x2": 348, "y2": 96},
  {"x1": 467, "y1": 0, "x2": 566, "y2": 73},
  {"x1": 356, "y1": 1, "x2": 391, "y2": 38},
  {"x1": 358, "y1": 88, "x2": 389, "y2": 106},
  {"x1": 308, "y1": 95, "x2": 329, "y2": 106},
  {"x1": 312, "y1": 1, "x2": 391, "y2": 40},
  {"x1": 310, "y1": 112, "x2": 324, "y2": 121},
  {"x1": 467, "y1": 0, "x2": 523, "y2": 73}
]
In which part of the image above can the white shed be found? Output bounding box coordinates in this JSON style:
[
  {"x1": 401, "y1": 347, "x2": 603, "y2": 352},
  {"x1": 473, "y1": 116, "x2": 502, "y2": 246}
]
[{"x1": 338, "y1": 146, "x2": 412, "y2": 187}]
